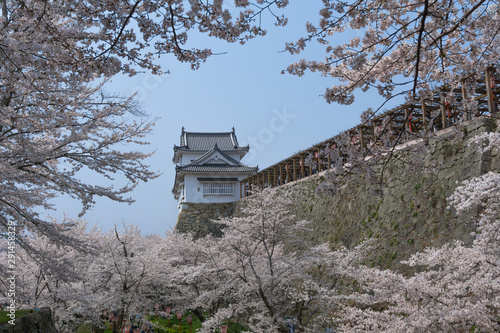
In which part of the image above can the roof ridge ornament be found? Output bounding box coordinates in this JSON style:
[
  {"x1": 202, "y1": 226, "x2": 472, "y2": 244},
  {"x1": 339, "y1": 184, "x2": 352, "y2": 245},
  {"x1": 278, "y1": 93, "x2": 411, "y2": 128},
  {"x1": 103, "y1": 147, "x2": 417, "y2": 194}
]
[{"x1": 230, "y1": 127, "x2": 237, "y2": 147}]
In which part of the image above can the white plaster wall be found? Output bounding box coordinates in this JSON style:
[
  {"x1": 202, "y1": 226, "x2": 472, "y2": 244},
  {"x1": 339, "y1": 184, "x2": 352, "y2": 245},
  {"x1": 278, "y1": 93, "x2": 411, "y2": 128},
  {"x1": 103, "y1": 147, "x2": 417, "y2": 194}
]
[
  {"x1": 226, "y1": 152, "x2": 242, "y2": 162},
  {"x1": 180, "y1": 153, "x2": 203, "y2": 166},
  {"x1": 183, "y1": 174, "x2": 246, "y2": 203}
]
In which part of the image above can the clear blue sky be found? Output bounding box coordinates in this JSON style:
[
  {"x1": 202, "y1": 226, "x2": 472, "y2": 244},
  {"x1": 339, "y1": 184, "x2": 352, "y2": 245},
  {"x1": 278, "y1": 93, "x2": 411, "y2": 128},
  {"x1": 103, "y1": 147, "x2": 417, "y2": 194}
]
[{"x1": 49, "y1": 1, "x2": 396, "y2": 235}]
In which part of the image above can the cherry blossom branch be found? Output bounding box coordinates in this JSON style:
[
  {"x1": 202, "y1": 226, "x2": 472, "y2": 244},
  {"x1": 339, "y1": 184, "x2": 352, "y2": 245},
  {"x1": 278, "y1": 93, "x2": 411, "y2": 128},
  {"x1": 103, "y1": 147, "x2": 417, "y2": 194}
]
[
  {"x1": 429, "y1": 0, "x2": 488, "y2": 47},
  {"x1": 413, "y1": 0, "x2": 429, "y2": 96}
]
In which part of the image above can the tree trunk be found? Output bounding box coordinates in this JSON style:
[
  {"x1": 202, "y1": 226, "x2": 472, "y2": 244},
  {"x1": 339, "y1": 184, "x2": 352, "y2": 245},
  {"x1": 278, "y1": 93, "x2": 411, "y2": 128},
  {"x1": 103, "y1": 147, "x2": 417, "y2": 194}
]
[{"x1": 192, "y1": 308, "x2": 205, "y2": 322}]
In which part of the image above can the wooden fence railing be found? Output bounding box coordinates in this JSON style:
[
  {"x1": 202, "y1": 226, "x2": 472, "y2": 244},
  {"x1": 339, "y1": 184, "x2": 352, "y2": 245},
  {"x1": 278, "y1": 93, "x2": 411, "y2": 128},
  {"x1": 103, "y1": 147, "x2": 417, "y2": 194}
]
[{"x1": 240, "y1": 66, "x2": 500, "y2": 198}]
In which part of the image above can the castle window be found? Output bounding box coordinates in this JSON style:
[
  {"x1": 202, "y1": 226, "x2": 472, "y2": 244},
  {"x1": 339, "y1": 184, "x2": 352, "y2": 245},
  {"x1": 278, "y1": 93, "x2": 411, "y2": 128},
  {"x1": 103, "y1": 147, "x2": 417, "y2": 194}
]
[{"x1": 202, "y1": 182, "x2": 234, "y2": 195}]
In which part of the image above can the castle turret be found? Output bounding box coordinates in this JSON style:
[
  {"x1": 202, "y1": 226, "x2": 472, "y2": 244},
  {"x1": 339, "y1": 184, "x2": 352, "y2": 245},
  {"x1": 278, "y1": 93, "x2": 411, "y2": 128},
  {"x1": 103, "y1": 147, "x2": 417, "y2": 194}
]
[{"x1": 172, "y1": 128, "x2": 258, "y2": 209}]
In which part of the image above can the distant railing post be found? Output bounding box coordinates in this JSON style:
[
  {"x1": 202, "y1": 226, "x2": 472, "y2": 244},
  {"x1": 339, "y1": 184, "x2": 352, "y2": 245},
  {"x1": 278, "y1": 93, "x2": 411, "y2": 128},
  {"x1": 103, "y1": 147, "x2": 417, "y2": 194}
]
[
  {"x1": 327, "y1": 146, "x2": 331, "y2": 170},
  {"x1": 297, "y1": 155, "x2": 301, "y2": 178},
  {"x1": 316, "y1": 149, "x2": 320, "y2": 172},
  {"x1": 461, "y1": 79, "x2": 469, "y2": 120},
  {"x1": 404, "y1": 107, "x2": 409, "y2": 132},
  {"x1": 273, "y1": 167, "x2": 277, "y2": 187},
  {"x1": 440, "y1": 91, "x2": 447, "y2": 129},
  {"x1": 281, "y1": 164, "x2": 285, "y2": 184},
  {"x1": 486, "y1": 66, "x2": 496, "y2": 114},
  {"x1": 421, "y1": 96, "x2": 427, "y2": 131}
]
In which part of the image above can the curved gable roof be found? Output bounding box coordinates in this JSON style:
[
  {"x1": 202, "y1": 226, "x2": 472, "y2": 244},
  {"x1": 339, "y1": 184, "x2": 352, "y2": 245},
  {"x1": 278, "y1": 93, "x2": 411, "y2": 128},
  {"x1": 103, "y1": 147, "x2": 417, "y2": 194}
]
[{"x1": 177, "y1": 144, "x2": 258, "y2": 173}]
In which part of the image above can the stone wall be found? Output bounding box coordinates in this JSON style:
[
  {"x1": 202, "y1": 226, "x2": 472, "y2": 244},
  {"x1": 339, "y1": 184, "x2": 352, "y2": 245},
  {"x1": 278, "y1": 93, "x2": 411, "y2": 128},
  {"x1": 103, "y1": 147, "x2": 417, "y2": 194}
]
[
  {"x1": 0, "y1": 308, "x2": 57, "y2": 333},
  {"x1": 176, "y1": 202, "x2": 234, "y2": 238},
  {"x1": 176, "y1": 117, "x2": 499, "y2": 271}
]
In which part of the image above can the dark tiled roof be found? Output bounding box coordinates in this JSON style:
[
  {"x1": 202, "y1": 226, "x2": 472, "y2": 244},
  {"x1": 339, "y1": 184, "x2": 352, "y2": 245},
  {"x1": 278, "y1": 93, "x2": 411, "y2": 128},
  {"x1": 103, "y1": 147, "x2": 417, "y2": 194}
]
[
  {"x1": 188, "y1": 144, "x2": 242, "y2": 166},
  {"x1": 174, "y1": 145, "x2": 248, "y2": 152},
  {"x1": 184, "y1": 133, "x2": 235, "y2": 150},
  {"x1": 175, "y1": 128, "x2": 249, "y2": 152},
  {"x1": 178, "y1": 145, "x2": 258, "y2": 173},
  {"x1": 178, "y1": 165, "x2": 258, "y2": 173}
]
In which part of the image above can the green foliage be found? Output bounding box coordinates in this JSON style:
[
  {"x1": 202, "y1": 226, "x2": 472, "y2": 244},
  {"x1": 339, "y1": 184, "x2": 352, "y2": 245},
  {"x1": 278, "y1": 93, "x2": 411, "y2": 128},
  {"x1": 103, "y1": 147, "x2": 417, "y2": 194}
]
[
  {"x1": 364, "y1": 201, "x2": 381, "y2": 224},
  {"x1": 148, "y1": 315, "x2": 246, "y2": 333},
  {"x1": 149, "y1": 314, "x2": 202, "y2": 333},
  {"x1": 487, "y1": 117, "x2": 498, "y2": 132},
  {"x1": 389, "y1": 237, "x2": 399, "y2": 246},
  {"x1": 442, "y1": 142, "x2": 454, "y2": 157},
  {"x1": 0, "y1": 310, "x2": 33, "y2": 324},
  {"x1": 76, "y1": 323, "x2": 108, "y2": 333},
  {"x1": 414, "y1": 182, "x2": 422, "y2": 194},
  {"x1": 76, "y1": 313, "x2": 247, "y2": 333},
  {"x1": 76, "y1": 323, "x2": 91, "y2": 333},
  {"x1": 390, "y1": 221, "x2": 399, "y2": 231}
]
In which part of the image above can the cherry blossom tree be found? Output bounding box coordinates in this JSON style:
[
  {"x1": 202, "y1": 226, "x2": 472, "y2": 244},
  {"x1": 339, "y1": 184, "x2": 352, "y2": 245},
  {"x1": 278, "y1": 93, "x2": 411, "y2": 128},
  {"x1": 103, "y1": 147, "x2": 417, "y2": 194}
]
[
  {"x1": 0, "y1": 0, "x2": 289, "y2": 249},
  {"x1": 282, "y1": 1, "x2": 500, "y2": 197},
  {"x1": 0, "y1": 221, "x2": 164, "y2": 332},
  {"x1": 150, "y1": 231, "x2": 223, "y2": 323},
  {"x1": 285, "y1": 0, "x2": 500, "y2": 105},
  {"x1": 324, "y1": 132, "x2": 500, "y2": 332},
  {"x1": 85, "y1": 224, "x2": 161, "y2": 333},
  {"x1": 0, "y1": 219, "x2": 100, "y2": 332},
  {"x1": 284, "y1": 1, "x2": 499, "y2": 196},
  {"x1": 174, "y1": 188, "x2": 347, "y2": 333}
]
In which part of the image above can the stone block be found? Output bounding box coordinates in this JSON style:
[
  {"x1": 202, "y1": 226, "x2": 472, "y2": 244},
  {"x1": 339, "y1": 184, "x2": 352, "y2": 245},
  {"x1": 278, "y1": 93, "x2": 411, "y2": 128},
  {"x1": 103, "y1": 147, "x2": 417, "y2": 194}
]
[{"x1": 0, "y1": 308, "x2": 57, "y2": 333}]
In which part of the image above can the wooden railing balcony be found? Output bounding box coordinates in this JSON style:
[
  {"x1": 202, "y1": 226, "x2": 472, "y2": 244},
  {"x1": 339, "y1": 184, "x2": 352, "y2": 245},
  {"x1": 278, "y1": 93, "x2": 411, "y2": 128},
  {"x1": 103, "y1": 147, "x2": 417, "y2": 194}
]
[{"x1": 240, "y1": 66, "x2": 500, "y2": 198}]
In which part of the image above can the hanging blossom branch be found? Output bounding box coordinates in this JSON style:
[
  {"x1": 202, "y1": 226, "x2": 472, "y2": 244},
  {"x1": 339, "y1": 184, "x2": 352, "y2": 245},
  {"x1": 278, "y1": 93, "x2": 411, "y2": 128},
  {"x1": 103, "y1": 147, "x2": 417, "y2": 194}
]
[{"x1": 285, "y1": 0, "x2": 500, "y2": 105}]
